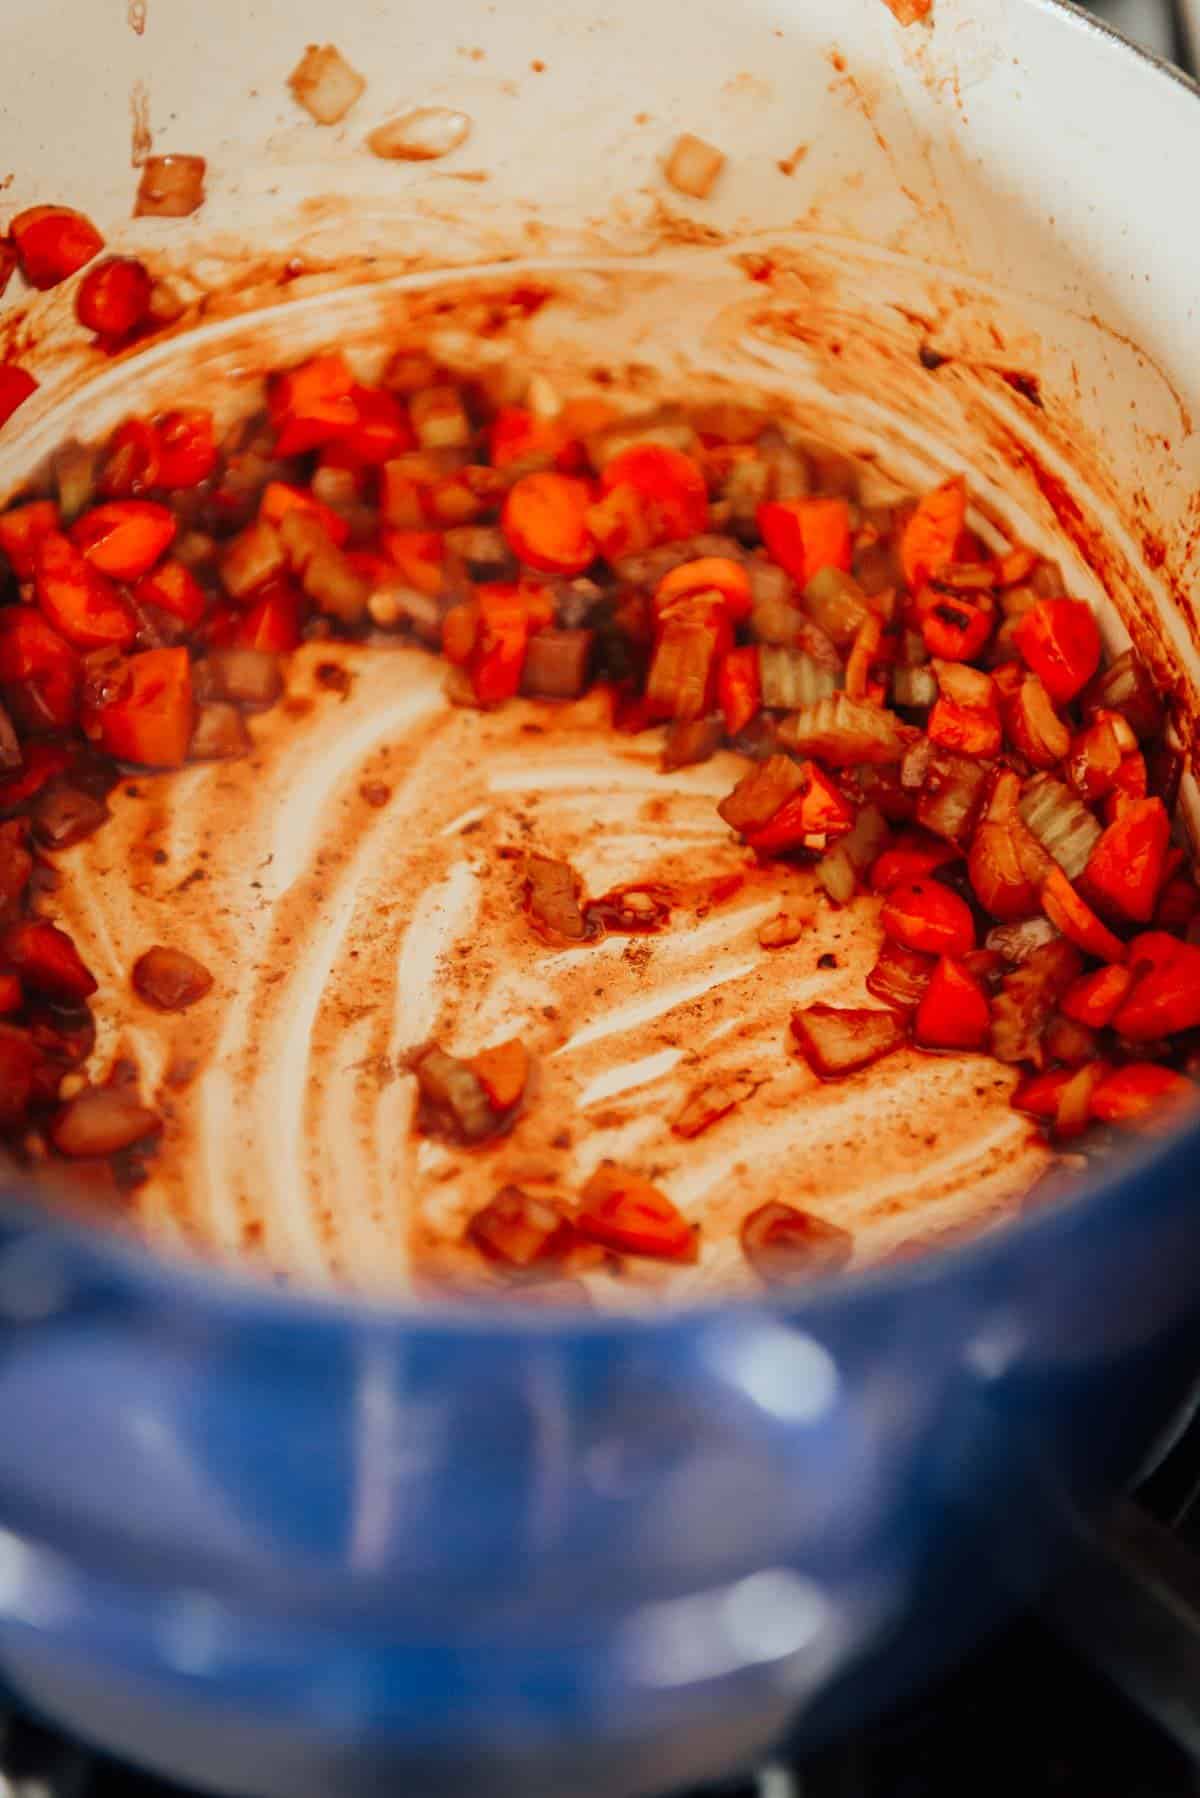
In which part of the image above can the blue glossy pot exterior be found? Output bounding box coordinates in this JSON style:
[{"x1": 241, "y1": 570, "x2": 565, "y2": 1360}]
[{"x1": 0, "y1": 1115, "x2": 1195, "y2": 1798}]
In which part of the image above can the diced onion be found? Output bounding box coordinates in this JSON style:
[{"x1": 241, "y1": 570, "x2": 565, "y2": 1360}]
[
  {"x1": 134, "y1": 155, "x2": 206, "y2": 218},
  {"x1": 367, "y1": 107, "x2": 472, "y2": 161},
  {"x1": 288, "y1": 44, "x2": 365, "y2": 125},
  {"x1": 892, "y1": 664, "x2": 938, "y2": 708},
  {"x1": 791, "y1": 1004, "x2": 907, "y2": 1078},
  {"x1": 664, "y1": 133, "x2": 726, "y2": 200},
  {"x1": 804, "y1": 566, "x2": 871, "y2": 649}
]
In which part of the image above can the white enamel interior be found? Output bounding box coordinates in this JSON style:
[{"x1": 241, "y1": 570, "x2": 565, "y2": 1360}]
[{"x1": 0, "y1": 0, "x2": 1197, "y2": 1297}]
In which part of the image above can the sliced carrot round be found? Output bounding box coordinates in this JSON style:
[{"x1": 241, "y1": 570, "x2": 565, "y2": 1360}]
[
  {"x1": 655, "y1": 556, "x2": 752, "y2": 622},
  {"x1": 880, "y1": 879, "x2": 976, "y2": 958},
  {"x1": 1041, "y1": 865, "x2": 1126, "y2": 965},
  {"x1": 601, "y1": 444, "x2": 709, "y2": 543},
  {"x1": 501, "y1": 472, "x2": 596, "y2": 575}
]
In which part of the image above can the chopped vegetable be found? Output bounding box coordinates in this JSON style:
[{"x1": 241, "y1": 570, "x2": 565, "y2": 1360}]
[
  {"x1": 2, "y1": 918, "x2": 95, "y2": 1001},
  {"x1": 134, "y1": 155, "x2": 207, "y2": 218},
  {"x1": 779, "y1": 693, "x2": 915, "y2": 765},
  {"x1": 1014, "y1": 598, "x2": 1101, "y2": 705},
  {"x1": 72, "y1": 501, "x2": 176, "y2": 580},
  {"x1": 1113, "y1": 933, "x2": 1200, "y2": 1041},
  {"x1": 75, "y1": 257, "x2": 152, "y2": 340},
  {"x1": 9, "y1": 205, "x2": 103, "y2": 289},
  {"x1": 740, "y1": 1201, "x2": 853, "y2": 1282},
  {"x1": 502, "y1": 473, "x2": 596, "y2": 575},
  {"x1": 51, "y1": 1085, "x2": 160, "y2": 1157},
  {"x1": 743, "y1": 762, "x2": 856, "y2": 853},
  {"x1": 990, "y1": 937, "x2": 1082, "y2": 1065},
  {"x1": 132, "y1": 946, "x2": 213, "y2": 1010},
  {"x1": 468, "y1": 1186, "x2": 572, "y2": 1267},
  {"x1": 672, "y1": 1075, "x2": 755, "y2": 1138},
  {"x1": 758, "y1": 644, "x2": 841, "y2": 710},
  {"x1": 576, "y1": 1163, "x2": 697, "y2": 1261},
  {"x1": 901, "y1": 476, "x2": 965, "y2": 591},
  {"x1": 601, "y1": 445, "x2": 709, "y2": 543},
  {"x1": 1090, "y1": 1064, "x2": 1195, "y2": 1129},
  {"x1": 83, "y1": 646, "x2": 193, "y2": 767},
  {"x1": 881, "y1": 878, "x2": 975, "y2": 958},
  {"x1": 914, "y1": 956, "x2": 990, "y2": 1051},
  {"x1": 469, "y1": 1038, "x2": 530, "y2": 1112},
  {"x1": 718, "y1": 644, "x2": 761, "y2": 736},
  {"x1": 791, "y1": 1004, "x2": 907, "y2": 1078},
  {"x1": 1081, "y1": 796, "x2": 1170, "y2": 924},
  {"x1": 867, "y1": 939, "x2": 935, "y2": 1010},
  {"x1": 664, "y1": 133, "x2": 726, "y2": 200},
  {"x1": 1019, "y1": 774, "x2": 1102, "y2": 883},
  {"x1": 288, "y1": 43, "x2": 365, "y2": 124},
  {"x1": 525, "y1": 853, "x2": 588, "y2": 941},
  {"x1": 0, "y1": 366, "x2": 38, "y2": 433},
  {"x1": 759, "y1": 498, "x2": 852, "y2": 588},
  {"x1": 367, "y1": 108, "x2": 472, "y2": 160}
]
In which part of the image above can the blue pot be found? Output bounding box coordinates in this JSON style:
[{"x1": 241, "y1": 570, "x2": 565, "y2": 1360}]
[{"x1": 0, "y1": 1111, "x2": 1195, "y2": 1797}]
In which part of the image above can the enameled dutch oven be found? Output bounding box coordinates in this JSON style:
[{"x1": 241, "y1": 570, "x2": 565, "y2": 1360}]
[{"x1": 1, "y1": 1, "x2": 1200, "y2": 1793}]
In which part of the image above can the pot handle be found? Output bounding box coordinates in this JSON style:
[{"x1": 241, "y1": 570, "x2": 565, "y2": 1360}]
[{"x1": 1039, "y1": 1496, "x2": 1200, "y2": 1755}]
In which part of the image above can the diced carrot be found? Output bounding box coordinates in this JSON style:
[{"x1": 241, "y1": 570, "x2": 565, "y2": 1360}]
[
  {"x1": 34, "y1": 532, "x2": 136, "y2": 650},
  {"x1": 320, "y1": 385, "x2": 414, "y2": 468},
  {"x1": 268, "y1": 353, "x2": 358, "y2": 457},
  {"x1": 75, "y1": 256, "x2": 152, "y2": 339},
  {"x1": 1061, "y1": 962, "x2": 1133, "y2": 1029},
  {"x1": 501, "y1": 472, "x2": 596, "y2": 576},
  {"x1": 901, "y1": 476, "x2": 966, "y2": 591},
  {"x1": 914, "y1": 955, "x2": 991, "y2": 1051},
  {"x1": 845, "y1": 613, "x2": 882, "y2": 701},
  {"x1": 880, "y1": 878, "x2": 976, "y2": 958},
  {"x1": 1041, "y1": 865, "x2": 1126, "y2": 964},
  {"x1": 469, "y1": 1038, "x2": 530, "y2": 1111},
  {"x1": 601, "y1": 444, "x2": 709, "y2": 543},
  {"x1": 381, "y1": 528, "x2": 445, "y2": 598},
  {"x1": 1014, "y1": 598, "x2": 1101, "y2": 705},
  {"x1": 9, "y1": 205, "x2": 103, "y2": 289},
  {"x1": 2, "y1": 918, "x2": 96, "y2": 1001},
  {"x1": 717, "y1": 645, "x2": 761, "y2": 737},
  {"x1": 920, "y1": 595, "x2": 992, "y2": 662},
  {"x1": 84, "y1": 646, "x2": 193, "y2": 767},
  {"x1": 0, "y1": 974, "x2": 22, "y2": 1015},
  {"x1": 744, "y1": 764, "x2": 856, "y2": 853},
  {"x1": 259, "y1": 481, "x2": 351, "y2": 549},
  {"x1": 1013, "y1": 1065, "x2": 1078, "y2": 1120},
  {"x1": 1090, "y1": 1063, "x2": 1195, "y2": 1128},
  {"x1": 71, "y1": 500, "x2": 177, "y2": 580},
  {"x1": 134, "y1": 559, "x2": 208, "y2": 629},
  {"x1": 0, "y1": 365, "x2": 38, "y2": 432},
  {"x1": 0, "y1": 611, "x2": 78, "y2": 731},
  {"x1": 869, "y1": 830, "x2": 959, "y2": 893},
  {"x1": 100, "y1": 419, "x2": 162, "y2": 498},
  {"x1": 576, "y1": 1163, "x2": 697, "y2": 1261},
  {"x1": 1113, "y1": 932, "x2": 1200, "y2": 1040},
  {"x1": 234, "y1": 581, "x2": 303, "y2": 653},
  {"x1": 927, "y1": 694, "x2": 1002, "y2": 757},
  {"x1": 0, "y1": 741, "x2": 72, "y2": 811},
  {"x1": 656, "y1": 557, "x2": 752, "y2": 624},
  {"x1": 470, "y1": 583, "x2": 534, "y2": 706},
  {"x1": 441, "y1": 603, "x2": 477, "y2": 667},
  {"x1": 488, "y1": 406, "x2": 561, "y2": 470},
  {"x1": 1081, "y1": 795, "x2": 1170, "y2": 925},
  {"x1": 757, "y1": 497, "x2": 852, "y2": 587},
  {"x1": 0, "y1": 501, "x2": 61, "y2": 580},
  {"x1": 156, "y1": 410, "x2": 217, "y2": 488}
]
